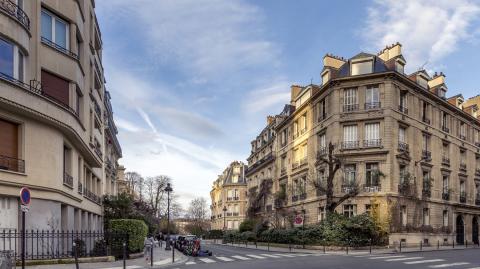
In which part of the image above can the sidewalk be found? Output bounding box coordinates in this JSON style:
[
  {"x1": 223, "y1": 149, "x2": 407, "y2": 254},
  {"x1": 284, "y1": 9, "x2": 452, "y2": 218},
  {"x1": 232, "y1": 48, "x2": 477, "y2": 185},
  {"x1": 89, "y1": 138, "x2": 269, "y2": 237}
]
[
  {"x1": 210, "y1": 241, "x2": 480, "y2": 255},
  {"x1": 25, "y1": 243, "x2": 188, "y2": 269}
]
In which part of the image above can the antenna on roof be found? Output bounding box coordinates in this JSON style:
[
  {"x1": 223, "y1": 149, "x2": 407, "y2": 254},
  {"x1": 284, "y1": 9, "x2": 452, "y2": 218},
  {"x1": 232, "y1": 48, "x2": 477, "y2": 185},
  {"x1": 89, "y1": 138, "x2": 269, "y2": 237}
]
[
  {"x1": 310, "y1": 78, "x2": 313, "y2": 85},
  {"x1": 419, "y1": 61, "x2": 428, "y2": 71}
]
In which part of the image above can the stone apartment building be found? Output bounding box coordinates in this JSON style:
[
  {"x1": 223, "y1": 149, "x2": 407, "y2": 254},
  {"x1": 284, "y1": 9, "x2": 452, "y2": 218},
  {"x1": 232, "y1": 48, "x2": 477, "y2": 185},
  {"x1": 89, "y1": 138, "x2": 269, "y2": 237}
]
[
  {"x1": 246, "y1": 43, "x2": 480, "y2": 245},
  {"x1": 0, "y1": 0, "x2": 122, "y2": 232},
  {"x1": 210, "y1": 161, "x2": 248, "y2": 230}
]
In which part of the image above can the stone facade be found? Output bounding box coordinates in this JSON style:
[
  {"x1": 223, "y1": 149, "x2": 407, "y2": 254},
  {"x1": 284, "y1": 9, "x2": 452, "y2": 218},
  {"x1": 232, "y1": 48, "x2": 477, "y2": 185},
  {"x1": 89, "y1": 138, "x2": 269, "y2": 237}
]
[
  {"x1": 0, "y1": 0, "x2": 121, "y2": 232},
  {"x1": 210, "y1": 161, "x2": 248, "y2": 230},
  {"x1": 246, "y1": 43, "x2": 480, "y2": 245}
]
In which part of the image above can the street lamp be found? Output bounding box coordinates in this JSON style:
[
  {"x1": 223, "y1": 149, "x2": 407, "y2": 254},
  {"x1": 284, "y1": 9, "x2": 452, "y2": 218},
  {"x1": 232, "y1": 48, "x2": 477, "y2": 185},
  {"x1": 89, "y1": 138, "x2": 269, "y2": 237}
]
[
  {"x1": 164, "y1": 183, "x2": 173, "y2": 250},
  {"x1": 223, "y1": 206, "x2": 227, "y2": 230}
]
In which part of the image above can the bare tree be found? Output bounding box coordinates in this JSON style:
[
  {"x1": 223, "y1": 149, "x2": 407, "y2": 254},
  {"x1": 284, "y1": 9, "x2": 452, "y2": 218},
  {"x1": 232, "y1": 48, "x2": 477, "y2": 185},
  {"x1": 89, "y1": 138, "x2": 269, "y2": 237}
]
[
  {"x1": 125, "y1": 171, "x2": 144, "y2": 200},
  {"x1": 312, "y1": 142, "x2": 359, "y2": 213},
  {"x1": 185, "y1": 197, "x2": 209, "y2": 235},
  {"x1": 144, "y1": 175, "x2": 170, "y2": 217}
]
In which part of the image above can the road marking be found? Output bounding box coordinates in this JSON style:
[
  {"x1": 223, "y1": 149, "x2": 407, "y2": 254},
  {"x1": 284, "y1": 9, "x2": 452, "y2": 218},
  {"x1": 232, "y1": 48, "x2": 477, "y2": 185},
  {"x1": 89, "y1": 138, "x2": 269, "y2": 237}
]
[
  {"x1": 216, "y1": 256, "x2": 234, "y2": 262},
  {"x1": 429, "y1": 262, "x2": 471, "y2": 268},
  {"x1": 246, "y1": 254, "x2": 266, "y2": 259},
  {"x1": 386, "y1": 257, "x2": 423, "y2": 262},
  {"x1": 102, "y1": 266, "x2": 142, "y2": 269},
  {"x1": 185, "y1": 261, "x2": 196, "y2": 265},
  {"x1": 231, "y1": 255, "x2": 251, "y2": 260},
  {"x1": 199, "y1": 258, "x2": 216, "y2": 263},
  {"x1": 292, "y1": 253, "x2": 311, "y2": 257},
  {"x1": 369, "y1": 255, "x2": 405, "y2": 259},
  {"x1": 354, "y1": 254, "x2": 386, "y2": 258},
  {"x1": 274, "y1": 253, "x2": 297, "y2": 257},
  {"x1": 154, "y1": 259, "x2": 172, "y2": 266},
  {"x1": 261, "y1": 254, "x2": 281, "y2": 258},
  {"x1": 405, "y1": 259, "x2": 445, "y2": 264}
]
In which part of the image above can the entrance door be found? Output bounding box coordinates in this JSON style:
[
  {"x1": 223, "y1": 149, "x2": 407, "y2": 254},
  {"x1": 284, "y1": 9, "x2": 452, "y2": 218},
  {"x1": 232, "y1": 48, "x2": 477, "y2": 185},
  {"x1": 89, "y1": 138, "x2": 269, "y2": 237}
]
[
  {"x1": 456, "y1": 215, "x2": 464, "y2": 245},
  {"x1": 473, "y1": 217, "x2": 479, "y2": 245}
]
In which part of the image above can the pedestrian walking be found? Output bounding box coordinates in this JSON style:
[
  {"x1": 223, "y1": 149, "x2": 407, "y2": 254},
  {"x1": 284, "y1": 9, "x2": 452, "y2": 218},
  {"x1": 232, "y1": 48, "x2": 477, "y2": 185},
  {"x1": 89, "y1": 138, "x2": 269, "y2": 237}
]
[{"x1": 144, "y1": 235, "x2": 154, "y2": 264}]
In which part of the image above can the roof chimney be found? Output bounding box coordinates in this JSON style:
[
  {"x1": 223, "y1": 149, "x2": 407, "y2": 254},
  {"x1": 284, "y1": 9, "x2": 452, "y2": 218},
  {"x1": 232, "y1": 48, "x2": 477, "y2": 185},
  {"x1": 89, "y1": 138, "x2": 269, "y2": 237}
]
[
  {"x1": 323, "y1": 54, "x2": 346, "y2": 69},
  {"x1": 378, "y1": 42, "x2": 402, "y2": 61},
  {"x1": 291, "y1": 85, "x2": 303, "y2": 103},
  {"x1": 267, "y1": 115, "x2": 275, "y2": 125},
  {"x1": 428, "y1": 72, "x2": 446, "y2": 89}
]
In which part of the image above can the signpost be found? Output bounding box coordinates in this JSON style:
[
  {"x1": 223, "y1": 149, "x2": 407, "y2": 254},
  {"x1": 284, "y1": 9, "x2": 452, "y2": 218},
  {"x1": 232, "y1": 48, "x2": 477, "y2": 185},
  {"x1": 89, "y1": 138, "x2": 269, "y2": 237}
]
[{"x1": 19, "y1": 187, "x2": 30, "y2": 269}]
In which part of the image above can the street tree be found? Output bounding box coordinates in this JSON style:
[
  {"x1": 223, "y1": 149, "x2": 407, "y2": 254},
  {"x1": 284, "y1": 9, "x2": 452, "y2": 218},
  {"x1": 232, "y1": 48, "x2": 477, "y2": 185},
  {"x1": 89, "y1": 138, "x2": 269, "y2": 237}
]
[
  {"x1": 125, "y1": 171, "x2": 144, "y2": 200},
  {"x1": 144, "y1": 175, "x2": 171, "y2": 217},
  {"x1": 185, "y1": 197, "x2": 209, "y2": 236}
]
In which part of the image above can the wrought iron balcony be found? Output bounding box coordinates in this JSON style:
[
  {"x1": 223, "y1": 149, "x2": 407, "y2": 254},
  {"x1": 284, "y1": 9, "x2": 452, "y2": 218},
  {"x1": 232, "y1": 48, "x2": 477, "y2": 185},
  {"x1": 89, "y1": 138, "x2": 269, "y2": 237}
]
[
  {"x1": 0, "y1": 154, "x2": 25, "y2": 173},
  {"x1": 422, "y1": 150, "x2": 432, "y2": 161},
  {"x1": 398, "y1": 182, "x2": 414, "y2": 196},
  {"x1": 364, "y1": 139, "x2": 382, "y2": 148},
  {"x1": 291, "y1": 195, "x2": 298, "y2": 202},
  {"x1": 319, "y1": 113, "x2": 327, "y2": 121},
  {"x1": 299, "y1": 193, "x2": 307, "y2": 200},
  {"x1": 365, "y1": 102, "x2": 381, "y2": 110},
  {"x1": 318, "y1": 147, "x2": 328, "y2": 156},
  {"x1": 363, "y1": 184, "x2": 381, "y2": 192},
  {"x1": 0, "y1": 0, "x2": 30, "y2": 30},
  {"x1": 422, "y1": 117, "x2": 431, "y2": 124},
  {"x1": 442, "y1": 190, "x2": 450, "y2": 201},
  {"x1": 442, "y1": 156, "x2": 450, "y2": 165},
  {"x1": 226, "y1": 212, "x2": 233, "y2": 217},
  {"x1": 398, "y1": 105, "x2": 408, "y2": 114},
  {"x1": 460, "y1": 163, "x2": 467, "y2": 171},
  {"x1": 280, "y1": 167, "x2": 287, "y2": 176},
  {"x1": 63, "y1": 171, "x2": 73, "y2": 188},
  {"x1": 442, "y1": 126, "x2": 450, "y2": 133},
  {"x1": 78, "y1": 181, "x2": 83, "y2": 194},
  {"x1": 41, "y1": 37, "x2": 79, "y2": 60},
  {"x1": 341, "y1": 141, "x2": 359, "y2": 149},
  {"x1": 459, "y1": 134, "x2": 466, "y2": 140},
  {"x1": 343, "y1": 104, "x2": 359, "y2": 112},
  {"x1": 227, "y1": 197, "x2": 233, "y2": 201},
  {"x1": 233, "y1": 212, "x2": 239, "y2": 216},
  {"x1": 422, "y1": 187, "x2": 431, "y2": 198},
  {"x1": 460, "y1": 192, "x2": 467, "y2": 203},
  {"x1": 398, "y1": 142, "x2": 409, "y2": 152},
  {"x1": 341, "y1": 184, "x2": 356, "y2": 194}
]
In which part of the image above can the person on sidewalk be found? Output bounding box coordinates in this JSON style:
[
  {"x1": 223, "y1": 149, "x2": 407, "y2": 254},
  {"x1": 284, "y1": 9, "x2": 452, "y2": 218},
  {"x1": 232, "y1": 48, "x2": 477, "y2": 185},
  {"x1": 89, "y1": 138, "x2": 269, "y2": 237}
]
[{"x1": 144, "y1": 235, "x2": 154, "y2": 264}]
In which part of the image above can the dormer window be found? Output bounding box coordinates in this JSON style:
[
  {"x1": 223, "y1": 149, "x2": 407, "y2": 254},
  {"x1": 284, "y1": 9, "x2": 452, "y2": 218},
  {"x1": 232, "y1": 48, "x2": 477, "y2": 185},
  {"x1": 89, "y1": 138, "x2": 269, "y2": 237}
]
[
  {"x1": 395, "y1": 60, "x2": 405, "y2": 74},
  {"x1": 417, "y1": 75, "x2": 429, "y2": 89},
  {"x1": 351, "y1": 59, "x2": 373, "y2": 76},
  {"x1": 438, "y1": 88, "x2": 446, "y2": 99},
  {"x1": 321, "y1": 70, "x2": 330, "y2": 85}
]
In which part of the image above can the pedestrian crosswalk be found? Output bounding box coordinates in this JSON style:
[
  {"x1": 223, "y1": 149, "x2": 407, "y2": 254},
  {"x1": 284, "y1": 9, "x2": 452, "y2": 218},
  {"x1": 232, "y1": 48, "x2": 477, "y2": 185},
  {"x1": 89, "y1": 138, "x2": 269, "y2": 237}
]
[
  {"x1": 353, "y1": 254, "x2": 478, "y2": 268},
  {"x1": 185, "y1": 253, "x2": 314, "y2": 265}
]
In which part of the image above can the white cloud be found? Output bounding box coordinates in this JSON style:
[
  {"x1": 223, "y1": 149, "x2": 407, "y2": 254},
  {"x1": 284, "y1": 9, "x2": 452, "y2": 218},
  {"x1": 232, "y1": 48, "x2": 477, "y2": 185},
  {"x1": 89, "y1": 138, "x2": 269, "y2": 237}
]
[
  {"x1": 243, "y1": 81, "x2": 291, "y2": 114},
  {"x1": 363, "y1": 0, "x2": 480, "y2": 71}
]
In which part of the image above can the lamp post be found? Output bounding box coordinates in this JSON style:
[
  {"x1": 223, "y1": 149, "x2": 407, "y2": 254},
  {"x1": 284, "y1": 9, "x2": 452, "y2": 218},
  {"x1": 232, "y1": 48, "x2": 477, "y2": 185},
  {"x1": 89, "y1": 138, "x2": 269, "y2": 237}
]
[
  {"x1": 164, "y1": 183, "x2": 173, "y2": 250},
  {"x1": 223, "y1": 206, "x2": 227, "y2": 230}
]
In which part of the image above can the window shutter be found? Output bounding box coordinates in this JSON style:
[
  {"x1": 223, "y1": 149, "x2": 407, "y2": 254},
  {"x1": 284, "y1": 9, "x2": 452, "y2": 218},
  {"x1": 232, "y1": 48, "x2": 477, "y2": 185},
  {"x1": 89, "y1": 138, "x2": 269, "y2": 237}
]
[{"x1": 41, "y1": 70, "x2": 70, "y2": 107}]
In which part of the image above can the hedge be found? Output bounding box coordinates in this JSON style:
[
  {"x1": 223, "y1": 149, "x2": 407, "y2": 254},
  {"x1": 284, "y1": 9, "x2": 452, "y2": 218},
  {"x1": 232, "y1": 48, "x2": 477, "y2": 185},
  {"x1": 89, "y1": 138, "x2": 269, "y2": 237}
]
[{"x1": 110, "y1": 219, "x2": 148, "y2": 253}]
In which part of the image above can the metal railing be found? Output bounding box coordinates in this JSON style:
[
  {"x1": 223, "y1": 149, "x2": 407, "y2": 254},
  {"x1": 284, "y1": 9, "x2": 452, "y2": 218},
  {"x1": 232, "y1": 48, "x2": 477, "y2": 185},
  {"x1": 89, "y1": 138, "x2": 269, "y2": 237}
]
[
  {"x1": 422, "y1": 150, "x2": 432, "y2": 161},
  {"x1": 365, "y1": 102, "x2": 381, "y2": 110},
  {"x1": 459, "y1": 134, "x2": 466, "y2": 140},
  {"x1": 63, "y1": 172, "x2": 73, "y2": 188},
  {"x1": 41, "y1": 37, "x2": 78, "y2": 60},
  {"x1": 83, "y1": 188, "x2": 101, "y2": 204},
  {"x1": 341, "y1": 184, "x2": 356, "y2": 193},
  {"x1": 363, "y1": 139, "x2": 382, "y2": 148},
  {"x1": 442, "y1": 190, "x2": 450, "y2": 201},
  {"x1": 442, "y1": 126, "x2": 450, "y2": 133},
  {"x1": 398, "y1": 105, "x2": 408, "y2": 114},
  {"x1": 0, "y1": 230, "x2": 127, "y2": 260},
  {"x1": 341, "y1": 141, "x2": 359, "y2": 149},
  {"x1": 0, "y1": 155, "x2": 25, "y2": 173},
  {"x1": 460, "y1": 163, "x2": 467, "y2": 171},
  {"x1": 422, "y1": 117, "x2": 431, "y2": 124},
  {"x1": 343, "y1": 104, "x2": 359, "y2": 112},
  {"x1": 398, "y1": 183, "x2": 415, "y2": 196},
  {"x1": 460, "y1": 192, "x2": 467, "y2": 203},
  {"x1": 0, "y1": 0, "x2": 30, "y2": 30},
  {"x1": 363, "y1": 184, "x2": 381, "y2": 192},
  {"x1": 442, "y1": 156, "x2": 450, "y2": 165},
  {"x1": 78, "y1": 182, "x2": 83, "y2": 194},
  {"x1": 398, "y1": 142, "x2": 409, "y2": 152}
]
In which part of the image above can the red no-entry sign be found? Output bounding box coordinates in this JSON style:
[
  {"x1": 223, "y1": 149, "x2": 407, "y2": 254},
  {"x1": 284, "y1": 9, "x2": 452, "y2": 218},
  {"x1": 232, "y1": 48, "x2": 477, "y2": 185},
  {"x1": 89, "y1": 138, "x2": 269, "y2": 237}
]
[{"x1": 20, "y1": 187, "x2": 31, "y2": 205}]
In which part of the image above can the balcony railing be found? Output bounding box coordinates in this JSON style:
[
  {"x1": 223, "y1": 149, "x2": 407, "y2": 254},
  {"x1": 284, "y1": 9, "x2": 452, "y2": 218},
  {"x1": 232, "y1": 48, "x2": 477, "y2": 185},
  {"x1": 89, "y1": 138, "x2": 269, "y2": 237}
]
[
  {"x1": 421, "y1": 150, "x2": 432, "y2": 161},
  {"x1": 341, "y1": 184, "x2": 356, "y2": 194},
  {"x1": 363, "y1": 139, "x2": 382, "y2": 148},
  {"x1": 398, "y1": 105, "x2": 408, "y2": 114},
  {"x1": 398, "y1": 142, "x2": 409, "y2": 152},
  {"x1": 475, "y1": 142, "x2": 480, "y2": 148},
  {"x1": 459, "y1": 134, "x2": 466, "y2": 140},
  {"x1": 460, "y1": 163, "x2": 467, "y2": 171},
  {"x1": 341, "y1": 141, "x2": 359, "y2": 149},
  {"x1": 476, "y1": 194, "x2": 480, "y2": 206},
  {"x1": 233, "y1": 212, "x2": 239, "y2": 216},
  {"x1": 343, "y1": 104, "x2": 359, "y2": 112},
  {"x1": 78, "y1": 181, "x2": 83, "y2": 194},
  {"x1": 63, "y1": 171, "x2": 73, "y2": 188},
  {"x1": 291, "y1": 193, "x2": 306, "y2": 202},
  {"x1": 0, "y1": 154, "x2": 25, "y2": 173},
  {"x1": 365, "y1": 102, "x2": 381, "y2": 110},
  {"x1": 227, "y1": 197, "x2": 233, "y2": 201},
  {"x1": 280, "y1": 167, "x2": 286, "y2": 176},
  {"x1": 442, "y1": 189, "x2": 450, "y2": 201},
  {"x1": 318, "y1": 147, "x2": 328, "y2": 156},
  {"x1": 363, "y1": 184, "x2": 381, "y2": 192},
  {"x1": 83, "y1": 188, "x2": 101, "y2": 204},
  {"x1": 41, "y1": 37, "x2": 79, "y2": 60},
  {"x1": 292, "y1": 158, "x2": 307, "y2": 169},
  {"x1": 0, "y1": 0, "x2": 30, "y2": 30},
  {"x1": 422, "y1": 186, "x2": 431, "y2": 198},
  {"x1": 476, "y1": 168, "x2": 480, "y2": 176},
  {"x1": 422, "y1": 117, "x2": 431, "y2": 125},
  {"x1": 442, "y1": 126, "x2": 450, "y2": 133},
  {"x1": 291, "y1": 195, "x2": 298, "y2": 202},
  {"x1": 398, "y1": 183, "x2": 415, "y2": 196},
  {"x1": 442, "y1": 156, "x2": 450, "y2": 165},
  {"x1": 460, "y1": 192, "x2": 467, "y2": 203},
  {"x1": 226, "y1": 212, "x2": 233, "y2": 217}
]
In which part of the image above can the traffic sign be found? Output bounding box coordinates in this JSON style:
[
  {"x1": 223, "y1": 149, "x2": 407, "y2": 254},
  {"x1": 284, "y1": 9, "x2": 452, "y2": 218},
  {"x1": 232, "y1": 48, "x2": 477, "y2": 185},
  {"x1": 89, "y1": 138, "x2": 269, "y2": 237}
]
[
  {"x1": 20, "y1": 187, "x2": 30, "y2": 205},
  {"x1": 20, "y1": 204, "x2": 29, "y2": 212}
]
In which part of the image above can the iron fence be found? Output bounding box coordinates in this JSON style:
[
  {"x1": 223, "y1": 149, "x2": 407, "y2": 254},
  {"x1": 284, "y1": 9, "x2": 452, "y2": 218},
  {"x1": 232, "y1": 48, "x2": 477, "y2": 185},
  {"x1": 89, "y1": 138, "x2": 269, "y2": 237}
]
[{"x1": 0, "y1": 230, "x2": 128, "y2": 261}]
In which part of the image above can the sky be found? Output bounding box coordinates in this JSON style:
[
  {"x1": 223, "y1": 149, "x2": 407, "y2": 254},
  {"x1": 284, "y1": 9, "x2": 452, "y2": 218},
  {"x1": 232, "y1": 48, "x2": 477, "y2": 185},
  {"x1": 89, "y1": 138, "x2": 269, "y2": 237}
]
[{"x1": 95, "y1": 0, "x2": 480, "y2": 208}]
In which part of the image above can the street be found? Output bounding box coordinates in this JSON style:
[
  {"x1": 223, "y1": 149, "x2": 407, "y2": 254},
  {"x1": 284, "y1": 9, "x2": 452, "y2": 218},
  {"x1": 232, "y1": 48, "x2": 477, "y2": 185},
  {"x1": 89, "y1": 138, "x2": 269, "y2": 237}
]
[{"x1": 163, "y1": 243, "x2": 480, "y2": 269}]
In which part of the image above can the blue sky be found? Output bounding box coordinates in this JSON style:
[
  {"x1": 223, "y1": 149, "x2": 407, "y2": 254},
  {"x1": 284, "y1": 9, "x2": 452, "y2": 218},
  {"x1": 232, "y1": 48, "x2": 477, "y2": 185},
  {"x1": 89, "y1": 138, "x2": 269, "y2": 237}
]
[{"x1": 96, "y1": 0, "x2": 480, "y2": 208}]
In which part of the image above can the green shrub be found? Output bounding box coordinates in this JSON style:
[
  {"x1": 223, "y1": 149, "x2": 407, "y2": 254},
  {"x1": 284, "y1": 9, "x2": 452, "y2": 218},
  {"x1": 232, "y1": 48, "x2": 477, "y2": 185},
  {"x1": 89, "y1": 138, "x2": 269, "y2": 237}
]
[
  {"x1": 205, "y1": 229, "x2": 223, "y2": 239},
  {"x1": 241, "y1": 231, "x2": 256, "y2": 241},
  {"x1": 239, "y1": 219, "x2": 256, "y2": 233},
  {"x1": 109, "y1": 219, "x2": 148, "y2": 253}
]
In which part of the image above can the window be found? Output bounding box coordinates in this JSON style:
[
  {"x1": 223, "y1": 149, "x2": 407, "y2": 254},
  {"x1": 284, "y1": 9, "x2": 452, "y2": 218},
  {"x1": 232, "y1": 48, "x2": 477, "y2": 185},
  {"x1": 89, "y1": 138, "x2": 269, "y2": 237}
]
[
  {"x1": 460, "y1": 181, "x2": 466, "y2": 194},
  {"x1": 41, "y1": 9, "x2": 69, "y2": 49},
  {"x1": 344, "y1": 164, "x2": 356, "y2": 184},
  {"x1": 41, "y1": 70, "x2": 70, "y2": 106},
  {"x1": 319, "y1": 133, "x2": 326, "y2": 150},
  {"x1": 232, "y1": 174, "x2": 238, "y2": 183},
  {"x1": 443, "y1": 210, "x2": 448, "y2": 227},
  {"x1": 321, "y1": 71, "x2": 330, "y2": 85},
  {"x1": 438, "y1": 88, "x2": 446, "y2": 98},
  {"x1": 399, "y1": 165, "x2": 407, "y2": 184},
  {"x1": 0, "y1": 118, "x2": 20, "y2": 172},
  {"x1": 281, "y1": 156, "x2": 287, "y2": 171},
  {"x1": 344, "y1": 88, "x2": 357, "y2": 111},
  {"x1": 351, "y1": 60, "x2": 372, "y2": 75},
  {"x1": 475, "y1": 129, "x2": 479, "y2": 144},
  {"x1": 422, "y1": 134, "x2": 430, "y2": 152},
  {"x1": 343, "y1": 125, "x2": 358, "y2": 143},
  {"x1": 399, "y1": 91, "x2": 408, "y2": 112},
  {"x1": 319, "y1": 98, "x2": 327, "y2": 120},
  {"x1": 365, "y1": 86, "x2": 379, "y2": 108},
  {"x1": 418, "y1": 76, "x2": 428, "y2": 89},
  {"x1": 400, "y1": 206, "x2": 407, "y2": 226},
  {"x1": 0, "y1": 38, "x2": 24, "y2": 81},
  {"x1": 300, "y1": 113, "x2": 307, "y2": 133},
  {"x1": 293, "y1": 121, "x2": 298, "y2": 137},
  {"x1": 395, "y1": 61, "x2": 404, "y2": 74},
  {"x1": 318, "y1": 207, "x2": 326, "y2": 222},
  {"x1": 280, "y1": 129, "x2": 287, "y2": 146},
  {"x1": 227, "y1": 220, "x2": 233, "y2": 229},
  {"x1": 423, "y1": 208, "x2": 430, "y2": 226},
  {"x1": 422, "y1": 101, "x2": 429, "y2": 122},
  {"x1": 365, "y1": 123, "x2": 380, "y2": 146},
  {"x1": 442, "y1": 175, "x2": 449, "y2": 193},
  {"x1": 63, "y1": 145, "x2": 72, "y2": 175},
  {"x1": 365, "y1": 204, "x2": 372, "y2": 215},
  {"x1": 365, "y1": 163, "x2": 379, "y2": 186},
  {"x1": 398, "y1": 127, "x2": 406, "y2": 143},
  {"x1": 460, "y1": 122, "x2": 466, "y2": 139},
  {"x1": 441, "y1": 111, "x2": 448, "y2": 131},
  {"x1": 343, "y1": 204, "x2": 356, "y2": 218}
]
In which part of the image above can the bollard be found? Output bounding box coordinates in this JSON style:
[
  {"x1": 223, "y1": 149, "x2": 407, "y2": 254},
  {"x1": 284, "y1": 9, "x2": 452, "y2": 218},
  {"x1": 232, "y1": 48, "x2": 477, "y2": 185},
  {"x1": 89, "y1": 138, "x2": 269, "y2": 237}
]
[
  {"x1": 453, "y1": 240, "x2": 455, "y2": 249},
  {"x1": 246, "y1": 241, "x2": 247, "y2": 248},
  {"x1": 369, "y1": 239, "x2": 372, "y2": 254},
  {"x1": 267, "y1": 241, "x2": 270, "y2": 251},
  {"x1": 172, "y1": 244, "x2": 175, "y2": 263},
  {"x1": 323, "y1": 244, "x2": 326, "y2": 254},
  {"x1": 73, "y1": 242, "x2": 79, "y2": 269},
  {"x1": 420, "y1": 241, "x2": 422, "y2": 251},
  {"x1": 123, "y1": 242, "x2": 127, "y2": 269},
  {"x1": 346, "y1": 244, "x2": 349, "y2": 255},
  {"x1": 289, "y1": 244, "x2": 292, "y2": 252},
  {"x1": 399, "y1": 241, "x2": 402, "y2": 253},
  {"x1": 466, "y1": 240, "x2": 468, "y2": 248},
  {"x1": 255, "y1": 241, "x2": 258, "y2": 249},
  {"x1": 437, "y1": 240, "x2": 440, "y2": 250}
]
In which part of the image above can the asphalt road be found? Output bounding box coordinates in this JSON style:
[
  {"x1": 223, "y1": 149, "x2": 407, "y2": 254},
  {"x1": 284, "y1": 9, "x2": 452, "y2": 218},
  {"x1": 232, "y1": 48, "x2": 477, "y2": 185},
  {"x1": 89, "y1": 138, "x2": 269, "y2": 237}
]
[{"x1": 164, "y1": 243, "x2": 480, "y2": 269}]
